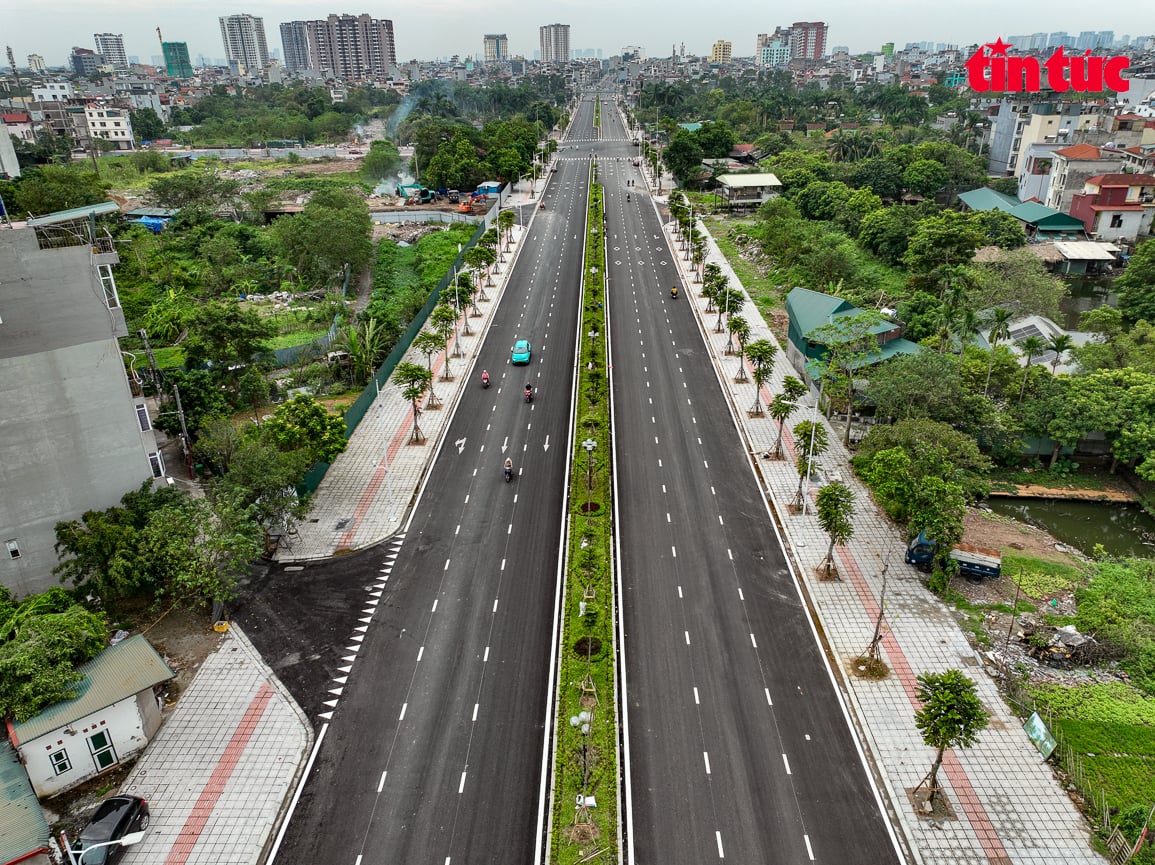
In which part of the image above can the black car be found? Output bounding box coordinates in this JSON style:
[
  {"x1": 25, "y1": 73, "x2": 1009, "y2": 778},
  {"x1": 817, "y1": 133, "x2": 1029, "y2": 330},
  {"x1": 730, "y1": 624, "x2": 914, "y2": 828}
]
[{"x1": 71, "y1": 795, "x2": 149, "y2": 865}]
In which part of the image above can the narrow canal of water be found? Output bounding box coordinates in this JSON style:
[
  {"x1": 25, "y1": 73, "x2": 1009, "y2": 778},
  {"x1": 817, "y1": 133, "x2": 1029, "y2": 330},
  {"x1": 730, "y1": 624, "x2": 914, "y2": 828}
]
[{"x1": 985, "y1": 497, "x2": 1155, "y2": 558}]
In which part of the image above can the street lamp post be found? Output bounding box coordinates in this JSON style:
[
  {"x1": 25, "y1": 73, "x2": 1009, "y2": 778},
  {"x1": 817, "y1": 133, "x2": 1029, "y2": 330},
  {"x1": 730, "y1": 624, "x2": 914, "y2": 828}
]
[{"x1": 70, "y1": 831, "x2": 146, "y2": 865}]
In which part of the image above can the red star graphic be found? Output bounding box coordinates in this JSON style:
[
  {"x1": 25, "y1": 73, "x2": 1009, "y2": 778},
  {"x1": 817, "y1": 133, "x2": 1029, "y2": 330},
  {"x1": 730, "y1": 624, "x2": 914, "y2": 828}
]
[{"x1": 986, "y1": 37, "x2": 1012, "y2": 55}]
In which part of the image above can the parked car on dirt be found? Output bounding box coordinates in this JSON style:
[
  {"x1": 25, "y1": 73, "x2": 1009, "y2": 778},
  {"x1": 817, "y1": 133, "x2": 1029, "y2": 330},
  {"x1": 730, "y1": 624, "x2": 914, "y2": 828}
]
[{"x1": 70, "y1": 796, "x2": 150, "y2": 865}]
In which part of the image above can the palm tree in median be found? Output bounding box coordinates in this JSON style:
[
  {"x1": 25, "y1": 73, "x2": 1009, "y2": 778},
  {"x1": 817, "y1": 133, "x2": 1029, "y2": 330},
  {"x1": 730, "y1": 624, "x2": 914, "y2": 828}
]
[
  {"x1": 1017, "y1": 335, "x2": 1047, "y2": 403},
  {"x1": 983, "y1": 308, "x2": 1013, "y2": 397}
]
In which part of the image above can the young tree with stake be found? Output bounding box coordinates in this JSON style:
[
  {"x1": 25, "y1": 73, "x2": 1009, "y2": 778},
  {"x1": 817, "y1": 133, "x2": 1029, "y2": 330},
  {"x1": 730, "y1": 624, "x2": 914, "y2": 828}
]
[{"x1": 914, "y1": 669, "x2": 989, "y2": 805}]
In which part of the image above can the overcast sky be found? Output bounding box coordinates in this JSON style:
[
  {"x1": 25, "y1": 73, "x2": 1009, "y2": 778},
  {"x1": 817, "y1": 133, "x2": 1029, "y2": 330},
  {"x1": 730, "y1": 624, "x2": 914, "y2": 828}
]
[{"x1": 6, "y1": 0, "x2": 1149, "y2": 67}]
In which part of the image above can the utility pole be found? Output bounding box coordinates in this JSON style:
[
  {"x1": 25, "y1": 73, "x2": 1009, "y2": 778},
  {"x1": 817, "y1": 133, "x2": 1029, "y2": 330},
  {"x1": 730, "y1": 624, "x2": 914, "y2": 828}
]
[
  {"x1": 138, "y1": 329, "x2": 161, "y2": 391},
  {"x1": 171, "y1": 383, "x2": 192, "y2": 478}
]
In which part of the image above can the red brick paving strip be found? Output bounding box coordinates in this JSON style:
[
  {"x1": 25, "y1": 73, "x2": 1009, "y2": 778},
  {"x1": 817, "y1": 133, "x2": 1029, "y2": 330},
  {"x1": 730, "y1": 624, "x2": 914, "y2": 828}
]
[
  {"x1": 162, "y1": 682, "x2": 275, "y2": 865},
  {"x1": 837, "y1": 547, "x2": 1012, "y2": 864},
  {"x1": 335, "y1": 345, "x2": 452, "y2": 551}
]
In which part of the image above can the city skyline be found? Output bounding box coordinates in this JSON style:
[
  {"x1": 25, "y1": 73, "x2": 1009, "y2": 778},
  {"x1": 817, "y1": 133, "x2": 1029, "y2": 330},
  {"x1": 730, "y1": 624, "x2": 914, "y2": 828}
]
[{"x1": 4, "y1": 0, "x2": 1151, "y2": 69}]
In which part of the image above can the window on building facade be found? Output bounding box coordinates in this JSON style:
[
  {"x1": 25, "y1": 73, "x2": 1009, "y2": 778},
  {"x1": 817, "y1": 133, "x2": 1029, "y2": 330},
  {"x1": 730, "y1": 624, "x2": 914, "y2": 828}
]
[
  {"x1": 148, "y1": 452, "x2": 164, "y2": 478},
  {"x1": 135, "y1": 404, "x2": 151, "y2": 431},
  {"x1": 50, "y1": 748, "x2": 72, "y2": 775},
  {"x1": 5, "y1": 540, "x2": 19, "y2": 559},
  {"x1": 87, "y1": 730, "x2": 118, "y2": 771},
  {"x1": 1110, "y1": 214, "x2": 1124, "y2": 228}
]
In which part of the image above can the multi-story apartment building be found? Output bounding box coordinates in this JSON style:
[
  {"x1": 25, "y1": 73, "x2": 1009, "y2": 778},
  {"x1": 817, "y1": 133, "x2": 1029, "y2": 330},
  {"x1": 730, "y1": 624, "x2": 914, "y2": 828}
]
[
  {"x1": 483, "y1": 34, "x2": 509, "y2": 64},
  {"x1": 162, "y1": 42, "x2": 194, "y2": 78},
  {"x1": 280, "y1": 21, "x2": 310, "y2": 73},
  {"x1": 1069, "y1": 173, "x2": 1155, "y2": 242},
  {"x1": 300, "y1": 14, "x2": 397, "y2": 80},
  {"x1": 85, "y1": 104, "x2": 135, "y2": 150},
  {"x1": 0, "y1": 205, "x2": 161, "y2": 597},
  {"x1": 710, "y1": 40, "x2": 732, "y2": 64},
  {"x1": 69, "y1": 48, "x2": 102, "y2": 77},
  {"x1": 219, "y1": 14, "x2": 270, "y2": 74},
  {"x1": 1046, "y1": 143, "x2": 1126, "y2": 213},
  {"x1": 93, "y1": 34, "x2": 128, "y2": 69},
  {"x1": 27, "y1": 54, "x2": 46, "y2": 74},
  {"x1": 539, "y1": 24, "x2": 570, "y2": 63},
  {"x1": 791, "y1": 21, "x2": 828, "y2": 61}
]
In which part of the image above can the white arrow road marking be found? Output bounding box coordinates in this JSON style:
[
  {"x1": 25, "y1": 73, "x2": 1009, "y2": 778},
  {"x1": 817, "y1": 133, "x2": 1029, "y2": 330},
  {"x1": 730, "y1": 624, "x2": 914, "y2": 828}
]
[{"x1": 455, "y1": 437, "x2": 466, "y2": 454}]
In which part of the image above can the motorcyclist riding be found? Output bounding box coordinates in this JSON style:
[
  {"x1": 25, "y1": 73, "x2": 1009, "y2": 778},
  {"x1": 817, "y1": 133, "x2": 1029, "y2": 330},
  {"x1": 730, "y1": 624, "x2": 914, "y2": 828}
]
[
  {"x1": 671, "y1": 285, "x2": 678, "y2": 298},
  {"x1": 524, "y1": 383, "x2": 534, "y2": 402},
  {"x1": 626, "y1": 193, "x2": 630, "y2": 202},
  {"x1": 481, "y1": 370, "x2": 490, "y2": 387},
  {"x1": 504, "y1": 458, "x2": 513, "y2": 482}
]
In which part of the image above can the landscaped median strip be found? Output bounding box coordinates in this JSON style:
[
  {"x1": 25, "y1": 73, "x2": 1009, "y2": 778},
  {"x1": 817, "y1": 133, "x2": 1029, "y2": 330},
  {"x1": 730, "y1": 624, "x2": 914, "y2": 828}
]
[{"x1": 548, "y1": 167, "x2": 619, "y2": 863}]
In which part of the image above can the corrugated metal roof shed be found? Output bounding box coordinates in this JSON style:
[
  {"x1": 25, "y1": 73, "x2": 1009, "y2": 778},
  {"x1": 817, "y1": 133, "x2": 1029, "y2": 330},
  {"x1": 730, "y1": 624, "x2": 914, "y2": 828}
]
[
  {"x1": 25, "y1": 201, "x2": 120, "y2": 226},
  {"x1": 0, "y1": 741, "x2": 51, "y2": 864},
  {"x1": 11, "y1": 635, "x2": 174, "y2": 744}
]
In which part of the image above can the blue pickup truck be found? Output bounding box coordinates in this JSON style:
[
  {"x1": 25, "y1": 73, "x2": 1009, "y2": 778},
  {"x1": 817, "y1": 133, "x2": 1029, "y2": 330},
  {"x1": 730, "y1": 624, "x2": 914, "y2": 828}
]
[{"x1": 905, "y1": 533, "x2": 1002, "y2": 581}]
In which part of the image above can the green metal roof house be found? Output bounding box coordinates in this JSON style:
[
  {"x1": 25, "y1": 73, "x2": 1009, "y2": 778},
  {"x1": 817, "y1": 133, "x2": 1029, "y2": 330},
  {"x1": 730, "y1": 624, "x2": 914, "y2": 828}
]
[
  {"x1": 785, "y1": 287, "x2": 921, "y2": 376},
  {"x1": 0, "y1": 742, "x2": 51, "y2": 865},
  {"x1": 958, "y1": 187, "x2": 1020, "y2": 213},
  {"x1": 8, "y1": 635, "x2": 174, "y2": 798}
]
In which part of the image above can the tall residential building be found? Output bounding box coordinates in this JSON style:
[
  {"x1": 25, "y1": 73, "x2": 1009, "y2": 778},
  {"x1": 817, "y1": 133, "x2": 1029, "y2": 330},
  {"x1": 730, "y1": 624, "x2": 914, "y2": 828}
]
[
  {"x1": 27, "y1": 54, "x2": 46, "y2": 73},
  {"x1": 791, "y1": 21, "x2": 828, "y2": 60},
  {"x1": 304, "y1": 14, "x2": 396, "y2": 80},
  {"x1": 0, "y1": 205, "x2": 161, "y2": 597},
  {"x1": 759, "y1": 26, "x2": 793, "y2": 67},
  {"x1": 162, "y1": 41, "x2": 194, "y2": 78},
  {"x1": 93, "y1": 34, "x2": 128, "y2": 69},
  {"x1": 710, "y1": 40, "x2": 732, "y2": 64},
  {"x1": 539, "y1": 24, "x2": 570, "y2": 63},
  {"x1": 280, "y1": 21, "x2": 310, "y2": 72},
  {"x1": 483, "y1": 34, "x2": 509, "y2": 64},
  {"x1": 219, "y1": 14, "x2": 270, "y2": 73}
]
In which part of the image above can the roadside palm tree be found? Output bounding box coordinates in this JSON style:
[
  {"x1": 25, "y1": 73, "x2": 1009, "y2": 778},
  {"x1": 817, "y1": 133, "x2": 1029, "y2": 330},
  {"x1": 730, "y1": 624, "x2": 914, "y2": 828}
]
[
  {"x1": 770, "y1": 376, "x2": 809, "y2": 458},
  {"x1": 430, "y1": 304, "x2": 458, "y2": 380},
  {"x1": 1047, "y1": 333, "x2": 1074, "y2": 373},
  {"x1": 816, "y1": 481, "x2": 856, "y2": 578},
  {"x1": 393, "y1": 361, "x2": 432, "y2": 443},
  {"x1": 498, "y1": 209, "x2": 515, "y2": 251},
  {"x1": 412, "y1": 329, "x2": 443, "y2": 408},
  {"x1": 727, "y1": 315, "x2": 750, "y2": 366},
  {"x1": 1017, "y1": 335, "x2": 1047, "y2": 403},
  {"x1": 983, "y1": 308, "x2": 1013, "y2": 397},
  {"x1": 745, "y1": 339, "x2": 778, "y2": 416},
  {"x1": 792, "y1": 419, "x2": 830, "y2": 511},
  {"x1": 715, "y1": 286, "x2": 744, "y2": 334}
]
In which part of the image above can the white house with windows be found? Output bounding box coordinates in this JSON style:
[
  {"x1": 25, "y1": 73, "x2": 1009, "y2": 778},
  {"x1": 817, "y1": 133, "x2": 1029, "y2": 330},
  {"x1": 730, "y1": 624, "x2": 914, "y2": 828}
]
[
  {"x1": 84, "y1": 104, "x2": 136, "y2": 151},
  {"x1": 7, "y1": 635, "x2": 173, "y2": 798},
  {"x1": 716, "y1": 172, "x2": 782, "y2": 207}
]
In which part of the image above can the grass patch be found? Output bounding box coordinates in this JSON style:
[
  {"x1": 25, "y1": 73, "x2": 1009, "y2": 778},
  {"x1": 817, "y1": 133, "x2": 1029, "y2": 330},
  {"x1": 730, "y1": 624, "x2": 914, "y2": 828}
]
[
  {"x1": 1029, "y1": 682, "x2": 1155, "y2": 842},
  {"x1": 703, "y1": 216, "x2": 786, "y2": 315},
  {"x1": 1003, "y1": 552, "x2": 1084, "y2": 599}
]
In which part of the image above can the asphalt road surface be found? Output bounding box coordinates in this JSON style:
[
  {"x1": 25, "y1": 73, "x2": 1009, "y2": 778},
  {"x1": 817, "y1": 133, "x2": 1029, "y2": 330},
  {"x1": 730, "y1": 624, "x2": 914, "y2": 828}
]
[
  {"x1": 272, "y1": 100, "x2": 600, "y2": 865},
  {"x1": 592, "y1": 95, "x2": 901, "y2": 864},
  {"x1": 268, "y1": 92, "x2": 901, "y2": 865}
]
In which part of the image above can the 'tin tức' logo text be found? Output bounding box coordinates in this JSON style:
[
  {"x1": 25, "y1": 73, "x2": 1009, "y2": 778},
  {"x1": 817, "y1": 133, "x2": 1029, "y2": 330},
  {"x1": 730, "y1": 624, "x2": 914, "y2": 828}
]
[{"x1": 965, "y1": 38, "x2": 1130, "y2": 93}]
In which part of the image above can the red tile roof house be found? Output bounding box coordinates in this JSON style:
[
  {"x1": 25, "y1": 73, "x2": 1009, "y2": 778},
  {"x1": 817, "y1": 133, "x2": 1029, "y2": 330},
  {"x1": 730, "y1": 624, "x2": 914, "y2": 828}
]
[
  {"x1": 1069, "y1": 174, "x2": 1155, "y2": 243},
  {"x1": 1, "y1": 113, "x2": 35, "y2": 142}
]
